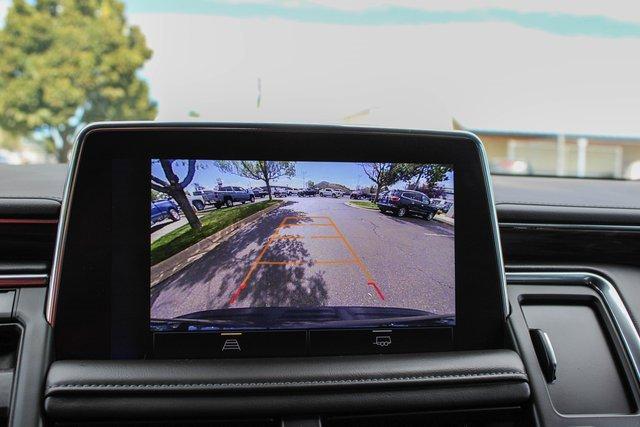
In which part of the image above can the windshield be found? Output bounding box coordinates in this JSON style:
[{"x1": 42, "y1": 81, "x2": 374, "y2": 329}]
[{"x1": 1, "y1": 1, "x2": 640, "y2": 179}]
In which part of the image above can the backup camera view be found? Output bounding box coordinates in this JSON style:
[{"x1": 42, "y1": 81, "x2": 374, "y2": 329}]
[{"x1": 150, "y1": 159, "x2": 454, "y2": 330}]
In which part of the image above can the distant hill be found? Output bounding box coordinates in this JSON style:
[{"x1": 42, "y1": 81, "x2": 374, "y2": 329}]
[{"x1": 314, "y1": 181, "x2": 351, "y2": 192}]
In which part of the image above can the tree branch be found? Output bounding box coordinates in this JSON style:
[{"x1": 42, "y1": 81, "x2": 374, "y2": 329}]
[
  {"x1": 179, "y1": 160, "x2": 197, "y2": 189},
  {"x1": 151, "y1": 182, "x2": 168, "y2": 193},
  {"x1": 151, "y1": 175, "x2": 169, "y2": 186}
]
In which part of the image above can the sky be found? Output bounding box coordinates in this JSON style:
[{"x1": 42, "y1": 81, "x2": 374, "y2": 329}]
[
  {"x1": 151, "y1": 160, "x2": 454, "y2": 192},
  {"x1": 3, "y1": 1, "x2": 640, "y2": 136}
]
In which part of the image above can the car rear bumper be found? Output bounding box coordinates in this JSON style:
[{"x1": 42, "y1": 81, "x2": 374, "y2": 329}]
[{"x1": 376, "y1": 202, "x2": 398, "y2": 212}]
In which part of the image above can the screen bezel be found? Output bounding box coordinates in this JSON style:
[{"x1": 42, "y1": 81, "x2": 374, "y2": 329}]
[{"x1": 49, "y1": 123, "x2": 507, "y2": 359}]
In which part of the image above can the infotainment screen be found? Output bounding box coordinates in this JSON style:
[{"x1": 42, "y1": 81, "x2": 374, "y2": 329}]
[{"x1": 150, "y1": 159, "x2": 455, "y2": 331}]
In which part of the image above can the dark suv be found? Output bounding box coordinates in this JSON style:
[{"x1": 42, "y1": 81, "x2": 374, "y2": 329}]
[
  {"x1": 299, "y1": 188, "x2": 318, "y2": 197},
  {"x1": 376, "y1": 189, "x2": 438, "y2": 220}
]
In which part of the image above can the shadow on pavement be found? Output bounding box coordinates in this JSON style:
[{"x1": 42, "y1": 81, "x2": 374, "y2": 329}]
[
  {"x1": 150, "y1": 201, "x2": 330, "y2": 315},
  {"x1": 377, "y1": 210, "x2": 453, "y2": 232}
]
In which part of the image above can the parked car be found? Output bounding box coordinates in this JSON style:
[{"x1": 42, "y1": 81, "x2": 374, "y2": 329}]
[
  {"x1": 430, "y1": 198, "x2": 453, "y2": 213},
  {"x1": 187, "y1": 194, "x2": 206, "y2": 211},
  {"x1": 376, "y1": 189, "x2": 438, "y2": 220},
  {"x1": 192, "y1": 189, "x2": 218, "y2": 205},
  {"x1": 350, "y1": 190, "x2": 373, "y2": 200},
  {"x1": 252, "y1": 187, "x2": 268, "y2": 197},
  {"x1": 150, "y1": 199, "x2": 180, "y2": 225},
  {"x1": 298, "y1": 188, "x2": 318, "y2": 197},
  {"x1": 319, "y1": 188, "x2": 341, "y2": 198},
  {"x1": 272, "y1": 188, "x2": 288, "y2": 197},
  {"x1": 211, "y1": 186, "x2": 255, "y2": 208}
]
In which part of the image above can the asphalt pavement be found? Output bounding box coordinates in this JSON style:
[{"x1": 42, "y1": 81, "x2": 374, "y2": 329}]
[{"x1": 151, "y1": 196, "x2": 455, "y2": 319}]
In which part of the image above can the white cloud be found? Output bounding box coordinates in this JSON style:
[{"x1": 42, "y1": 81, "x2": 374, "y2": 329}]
[
  {"x1": 130, "y1": 12, "x2": 640, "y2": 136},
  {"x1": 218, "y1": 0, "x2": 640, "y2": 23}
]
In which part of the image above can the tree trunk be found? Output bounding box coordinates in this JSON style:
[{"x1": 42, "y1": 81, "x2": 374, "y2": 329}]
[
  {"x1": 54, "y1": 135, "x2": 73, "y2": 163},
  {"x1": 374, "y1": 183, "x2": 382, "y2": 202},
  {"x1": 170, "y1": 188, "x2": 202, "y2": 230},
  {"x1": 265, "y1": 179, "x2": 272, "y2": 201},
  {"x1": 413, "y1": 168, "x2": 424, "y2": 190},
  {"x1": 158, "y1": 159, "x2": 202, "y2": 230}
]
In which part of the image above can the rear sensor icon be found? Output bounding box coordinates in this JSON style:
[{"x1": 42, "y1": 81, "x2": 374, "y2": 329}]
[
  {"x1": 373, "y1": 336, "x2": 392, "y2": 347},
  {"x1": 222, "y1": 339, "x2": 241, "y2": 351}
]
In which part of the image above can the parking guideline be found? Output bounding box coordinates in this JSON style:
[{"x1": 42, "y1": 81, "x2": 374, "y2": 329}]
[{"x1": 229, "y1": 215, "x2": 385, "y2": 305}]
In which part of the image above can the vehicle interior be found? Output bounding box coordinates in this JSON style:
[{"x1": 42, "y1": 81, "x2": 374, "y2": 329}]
[{"x1": 1, "y1": 2, "x2": 640, "y2": 427}]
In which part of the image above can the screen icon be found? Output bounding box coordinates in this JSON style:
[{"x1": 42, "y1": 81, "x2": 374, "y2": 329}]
[
  {"x1": 222, "y1": 338, "x2": 241, "y2": 351},
  {"x1": 373, "y1": 335, "x2": 392, "y2": 347}
]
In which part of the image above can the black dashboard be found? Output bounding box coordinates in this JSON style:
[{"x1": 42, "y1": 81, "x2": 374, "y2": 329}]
[{"x1": 0, "y1": 124, "x2": 639, "y2": 426}]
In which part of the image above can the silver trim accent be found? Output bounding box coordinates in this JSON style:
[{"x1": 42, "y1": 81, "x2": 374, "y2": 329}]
[
  {"x1": 506, "y1": 271, "x2": 640, "y2": 384},
  {"x1": 45, "y1": 122, "x2": 508, "y2": 324},
  {"x1": 500, "y1": 222, "x2": 640, "y2": 232},
  {"x1": 466, "y1": 131, "x2": 509, "y2": 318},
  {"x1": 0, "y1": 274, "x2": 48, "y2": 285}
]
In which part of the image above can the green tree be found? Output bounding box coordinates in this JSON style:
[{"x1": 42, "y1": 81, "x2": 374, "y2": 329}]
[
  {"x1": 0, "y1": 0, "x2": 157, "y2": 162},
  {"x1": 360, "y1": 163, "x2": 414, "y2": 201},
  {"x1": 410, "y1": 164, "x2": 452, "y2": 196},
  {"x1": 216, "y1": 161, "x2": 296, "y2": 201}
]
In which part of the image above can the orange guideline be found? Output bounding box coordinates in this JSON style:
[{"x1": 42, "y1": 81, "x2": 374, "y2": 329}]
[{"x1": 229, "y1": 215, "x2": 384, "y2": 305}]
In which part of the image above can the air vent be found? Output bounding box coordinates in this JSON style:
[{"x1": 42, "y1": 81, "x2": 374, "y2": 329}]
[{"x1": 0, "y1": 220, "x2": 57, "y2": 264}]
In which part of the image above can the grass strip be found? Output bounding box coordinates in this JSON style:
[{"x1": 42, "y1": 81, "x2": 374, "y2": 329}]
[
  {"x1": 348, "y1": 200, "x2": 378, "y2": 210},
  {"x1": 151, "y1": 200, "x2": 278, "y2": 265}
]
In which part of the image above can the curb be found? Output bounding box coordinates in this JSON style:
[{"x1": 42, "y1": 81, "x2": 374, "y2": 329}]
[
  {"x1": 150, "y1": 201, "x2": 283, "y2": 287},
  {"x1": 344, "y1": 201, "x2": 378, "y2": 211},
  {"x1": 434, "y1": 214, "x2": 454, "y2": 226}
]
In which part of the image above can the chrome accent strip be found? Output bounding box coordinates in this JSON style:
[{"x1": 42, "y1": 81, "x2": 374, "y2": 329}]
[
  {"x1": 500, "y1": 222, "x2": 640, "y2": 232},
  {"x1": 506, "y1": 271, "x2": 640, "y2": 384},
  {"x1": 0, "y1": 274, "x2": 48, "y2": 287},
  {"x1": 45, "y1": 124, "x2": 89, "y2": 324},
  {"x1": 46, "y1": 122, "x2": 508, "y2": 324},
  {"x1": 465, "y1": 131, "x2": 509, "y2": 318}
]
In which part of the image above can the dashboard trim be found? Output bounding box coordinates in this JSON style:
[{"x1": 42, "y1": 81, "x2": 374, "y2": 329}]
[
  {"x1": 0, "y1": 274, "x2": 48, "y2": 288},
  {"x1": 506, "y1": 271, "x2": 640, "y2": 386},
  {"x1": 500, "y1": 222, "x2": 640, "y2": 232}
]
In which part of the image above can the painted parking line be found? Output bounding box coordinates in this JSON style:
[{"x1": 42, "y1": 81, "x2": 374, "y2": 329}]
[
  {"x1": 229, "y1": 214, "x2": 384, "y2": 305},
  {"x1": 423, "y1": 232, "x2": 454, "y2": 237},
  {"x1": 325, "y1": 216, "x2": 385, "y2": 301}
]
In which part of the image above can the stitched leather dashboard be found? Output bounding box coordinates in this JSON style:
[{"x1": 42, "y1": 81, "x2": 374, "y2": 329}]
[{"x1": 44, "y1": 350, "x2": 529, "y2": 421}]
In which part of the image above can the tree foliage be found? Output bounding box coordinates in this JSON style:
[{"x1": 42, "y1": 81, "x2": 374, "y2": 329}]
[
  {"x1": 360, "y1": 163, "x2": 415, "y2": 201},
  {"x1": 409, "y1": 164, "x2": 452, "y2": 197},
  {"x1": 216, "y1": 161, "x2": 296, "y2": 200},
  {"x1": 151, "y1": 159, "x2": 201, "y2": 230},
  {"x1": 0, "y1": 0, "x2": 157, "y2": 161}
]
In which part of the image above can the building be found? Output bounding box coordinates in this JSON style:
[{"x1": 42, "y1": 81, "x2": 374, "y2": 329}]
[{"x1": 454, "y1": 121, "x2": 640, "y2": 179}]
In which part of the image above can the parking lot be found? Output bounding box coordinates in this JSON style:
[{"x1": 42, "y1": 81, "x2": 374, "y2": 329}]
[{"x1": 151, "y1": 196, "x2": 455, "y2": 319}]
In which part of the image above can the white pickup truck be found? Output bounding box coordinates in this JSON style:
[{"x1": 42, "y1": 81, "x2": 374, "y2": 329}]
[{"x1": 319, "y1": 188, "x2": 343, "y2": 198}]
